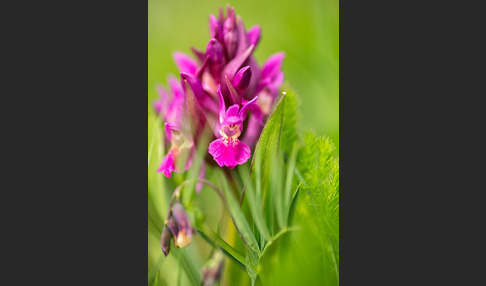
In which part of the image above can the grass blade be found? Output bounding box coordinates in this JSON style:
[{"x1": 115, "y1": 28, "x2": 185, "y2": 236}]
[
  {"x1": 195, "y1": 224, "x2": 246, "y2": 267},
  {"x1": 219, "y1": 171, "x2": 260, "y2": 254}
]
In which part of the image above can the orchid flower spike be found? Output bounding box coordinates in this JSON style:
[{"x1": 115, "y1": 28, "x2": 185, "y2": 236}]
[{"x1": 154, "y1": 6, "x2": 285, "y2": 176}]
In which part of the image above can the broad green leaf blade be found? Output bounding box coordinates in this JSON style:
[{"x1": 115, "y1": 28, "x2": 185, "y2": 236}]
[
  {"x1": 249, "y1": 91, "x2": 286, "y2": 191},
  {"x1": 280, "y1": 84, "x2": 300, "y2": 156}
]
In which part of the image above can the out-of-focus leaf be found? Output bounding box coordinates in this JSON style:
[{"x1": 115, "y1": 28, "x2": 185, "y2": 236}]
[
  {"x1": 238, "y1": 167, "x2": 271, "y2": 241},
  {"x1": 287, "y1": 183, "x2": 301, "y2": 227},
  {"x1": 280, "y1": 84, "x2": 300, "y2": 157},
  {"x1": 148, "y1": 254, "x2": 164, "y2": 285},
  {"x1": 250, "y1": 91, "x2": 286, "y2": 191},
  {"x1": 284, "y1": 143, "x2": 299, "y2": 226},
  {"x1": 219, "y1": 171, "x2": 260, "y2": 254},
  {"x1": 296, "y1": 130, "x2": 339, "y2": 282},
  {"x1": 171, "y1": 248, "x2": 201, "y2": 286},
  {"x1": 195, "y1": 224, "x2": 246, "y2": 266},
  {"x1": 245, "y1": 247, "x2": 260, "y2": 286},
  {"x1": 148, "y1": 110, "x2": 166, "y2": 230}
]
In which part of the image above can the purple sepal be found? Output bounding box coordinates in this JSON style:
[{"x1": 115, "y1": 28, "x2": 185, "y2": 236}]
[
  {"x1": 247, "y1": 25, "x2": 261, "y2": 47},
  {"x1": 173, "y1": 52, "x2": 198, "y2": 75},
  {"x1": 261, "y1": 52, "x2": 285, "y2": 80},
  {"x1": 191, "y1": 46, "x2": 207, "y2": 63}
]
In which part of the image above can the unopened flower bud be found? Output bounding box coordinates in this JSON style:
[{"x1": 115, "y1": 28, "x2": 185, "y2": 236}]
[
  {"x1": 223, "y1": 9, "x2": 238, "y2": 59},
  {"x1": 209, "y1": 15, "x2": 221, "y2": 40},
  {"x1": 232, "y1": 66, "x2": 252, "y2": 94},
  {"x1": 206, "y1": 38, "x2": 224, "y2": 65},
  {"x1": 160, "y1": 226, "x2": 172, "y2": 257},
  {"x1": 171, "y1": 203, "x2": 194, "y2": 248}
]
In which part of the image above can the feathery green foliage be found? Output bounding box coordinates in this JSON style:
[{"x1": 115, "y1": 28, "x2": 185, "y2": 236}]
[{"x1": 297, "y1": 130, "x2": 340, "y2": 282}]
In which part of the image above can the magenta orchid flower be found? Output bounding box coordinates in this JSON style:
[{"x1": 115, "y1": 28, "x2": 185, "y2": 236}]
[
  {"x1": 208, "y1": 86, "x2": 257, "y2": 169},
  {"x1": 155, "y1": 77, "x2": 195, "y2": 178},
  {"x1": 155, "y1": 5, "x2": 285, "y2": 177}
]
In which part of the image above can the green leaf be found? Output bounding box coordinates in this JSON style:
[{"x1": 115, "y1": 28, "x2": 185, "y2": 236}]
[
  {"x1": 238, "y1": 167, "x2": 271, "y2": 242},
  {"x1": 171, "y1": 248, "x2": 201, "y2": 286},
  {"x1": 219, "y1": 171, "x2": 260, "y2": 254},
  {"x1": 245, "y1": 247, "x2": 260, "y2": 286},
  {"x1": 284, "y1": 143, "x2": 299, "y2": 226},
  {"x1": 148, "y1": 254, "x2": 164, "y2": 285},
  {"x1": 250, "y1": 91, "x2": 286, "y2": 191},
  {"x1": 280, "y1": 83, "x2": 300, "y2": 157},
  {"x1": 287, "y1": 183, "x2": 301, "y2": 227},
  {"x1": 296, "y1": 130, "x2": 339, "y2": 282},
  {"x1": 147, "y1": 110, "x2": 166, "y2": 230},
  {"x1": 195, "y1": 224, "x2": 246, "y2": 267}
]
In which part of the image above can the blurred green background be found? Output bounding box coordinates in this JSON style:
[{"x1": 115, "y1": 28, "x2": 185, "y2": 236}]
[{"x1": 148, "y1": 0, "x2": 339, "y2": 146}]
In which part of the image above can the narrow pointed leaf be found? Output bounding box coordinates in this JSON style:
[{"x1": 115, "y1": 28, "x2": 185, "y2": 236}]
[
  {"x1": 195, "y1": 224, "x2": 246, "y2": 267},
  {"x1": 219, "y1": 171, "x2": 260, "y2": 254}
]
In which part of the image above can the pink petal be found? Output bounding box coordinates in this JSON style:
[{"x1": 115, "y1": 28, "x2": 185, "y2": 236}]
[
  {"x1": 173, "y1": 52, "x2": 198, "y2": 75},
  {"x1": 225, "y1": 105, "x2": 240, "y2": 117},
  {"x1": 209, "y1": 14, "x2": 221, "y2": 39},
  {"x1": 154, "y1": 85, "x2": 168, "y2": 114},
  {"x1": 208, "y1": 138, "x2": 251, "y2": 169},
  {"x1": 238, "y1": 95, "x2": 258, "y2": 121},
  {"x1": 247, "y1": 25, "x2": 261, "y2": 47},
  {"x1": 157, "y1": 150, "x2": 176, "y2": 178},
  {"x1": 261, "y1": 52, "x2": 285, "y2": 80}
]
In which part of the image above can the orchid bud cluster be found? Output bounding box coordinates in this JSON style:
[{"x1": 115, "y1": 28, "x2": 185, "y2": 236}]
[
  {"x1": 161, "y1": 202, "x2": 194, "y2": 257},
  {"x1": 154, "y1": 5, "x2": 284, "y2": 176}
]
